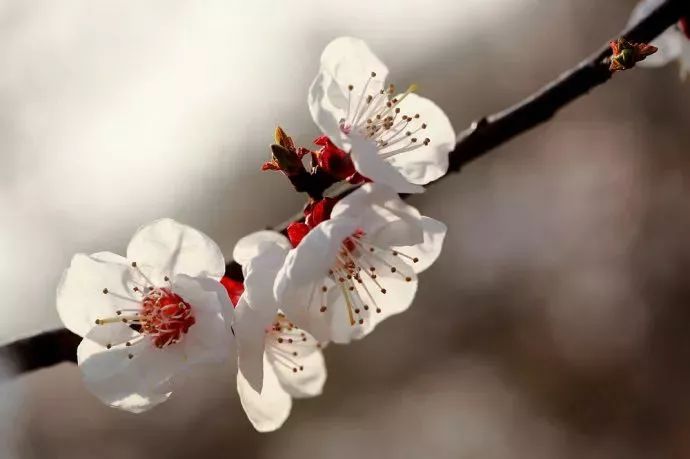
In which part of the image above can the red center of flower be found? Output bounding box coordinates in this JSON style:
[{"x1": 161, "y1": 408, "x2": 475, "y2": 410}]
[{"x1": 140, "y1": 288, "x2": 195, "y2": 348}]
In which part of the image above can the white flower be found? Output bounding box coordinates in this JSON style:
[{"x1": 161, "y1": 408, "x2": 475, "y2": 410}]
[
  {"x1": 308, "y1": 37, "x2": 455, "y2": 194},
  {"x1": 275, "y1": 183, "x2": 447, "y2": 344},
  {"x1": 230, "y1": 232, "x2": 327, "y2": 432},
  {"x1": 56, "y1": 218, "x2": 232, "y2": 413},
  {"x1": 629, "y1": 0, "x2": 690, "y2": 79}
]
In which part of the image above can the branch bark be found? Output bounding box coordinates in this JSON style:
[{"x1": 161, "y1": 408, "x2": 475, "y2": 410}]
[{"x1": 5, "y1": 0, "x2": 687, "y2": 377}]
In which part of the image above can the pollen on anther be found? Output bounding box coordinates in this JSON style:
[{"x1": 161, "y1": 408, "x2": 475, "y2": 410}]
[{"x1": 102, "y1": 288, "x2": 108, "y2": 294}]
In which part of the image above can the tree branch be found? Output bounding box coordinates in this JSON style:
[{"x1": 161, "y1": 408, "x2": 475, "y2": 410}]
[{"x1": 5, "y1": 0, "x2": 687, "y2": 377}]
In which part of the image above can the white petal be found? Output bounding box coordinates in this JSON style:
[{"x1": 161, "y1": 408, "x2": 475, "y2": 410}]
[
  {"x1": 349, "y1": 133, "x2": 425, "y2": 194},
  {"x1": 233, "y1": 297, "x2": 270, "y2": 393},
  {"x1": 57, "y1": 252, "x2": 137, "y2": 340},
  {"x1": 383, "y1": 93, "x2": 454, "y2": 185},
  {"x1": 172, "y1": 274, "x2": 233, "y2": 365},
  {"x1": 232, "y1": 231, "x2": 290, "y2": 267},
  {"x1": 77, "y1": 337, "x2": 183, "y2": 413},
  {"x1": 243, "y1": 242, "x2": 287, "y2": 316},
  {"x1": 387, "y1": 217, "x2": 447, "y2": 274},
  {"x1": 237, "y1": 356, "x2": 292, "y2": 433},
  {"x1": 333, "y1": 183, "x2": 424, "y2": 246},
  {"x1": 308, "y1": 71, "x2": 350, "y2": 146},
  {"x1": 309, "y1": 37, "x2": 389, "y2": 141},
  {"x1": 270, "y1": 346, "x2": 326, "y2": 399},
  {"x1": 126, "y1": 218, "x2": 225, "y2": 282}
]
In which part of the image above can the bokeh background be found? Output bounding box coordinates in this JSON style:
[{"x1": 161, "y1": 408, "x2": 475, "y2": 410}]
[{"x1": 2, "y1": 0, "x2": 690, "y2": 457}]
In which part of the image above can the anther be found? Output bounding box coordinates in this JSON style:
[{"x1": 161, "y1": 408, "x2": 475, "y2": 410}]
[
  {"x1": 299, "y1": 366, "x2": 304, "y2": 371},
  {"x1": 102, "y1": 288, "x2": 108, "y2": 294},
  {"x1": 322, "y1": 286, "x2": 328, "y2": 292},
  {"x1": 292, "y1": 367, "x2": 298, "y2": 373},
  {"x1": 95, "y1": 319, "x2": 102, "y2": 325},
  {"x1": 358, "y1": 319, "x2": 364, "y2": 325},
  {"x1": 371, "y1": 71, "x2": 376, "y2": 77},
  {"x1": 391, "y1": 267, "x2": 397, "y2": 273},
  {"x1": 131, "y1": 261, "x2": 137, "y2": 267},
  {"x1": 354, "y1": 309, "x2": 361, "y2": 314},
  {"x1": 278, "y1": 338, "x2": 284, "y2": 343},
  {"x1": 405, "y1": 277, "x2": 412, "y2": 282},
  {"x1": 164, "y1": 276, "x2": 169, "y2": 282},
  {"x1": 125, "y1": 341, "x2": 131, "y2": 347},
  {"x1": 116, "y1": 310, "x2": 122, "y2": 315},
  {"x1": 128, "y1": 353, "x2": 134, "y2": 359},
  {"x1": 422, "y1": 123, "x2": 427, "y2": 129},
  {"x1": 348, "y1": 84, "x2": 354, "y2": 91},
  {"x1": 106, "y1": 344, "x2": 112, "y2": 349},
  {"x1": 320, "y1": 306, "x2": 327, "y2": 313},
  {"x1": 381, "y1": 288, "x2": 387, "y2": 294},
  {"x1": 363, "y1": 305, "x2": 370, "y2": 310},
  {"x1": 376, "y1": 308, "x2": 382, "y2": 313},
  {"x1": 293, "y1": 352, "x2": 298, "y2": 356},
  {"x1": 288, "y1": 339, "x2": 293, "y2": 344}
]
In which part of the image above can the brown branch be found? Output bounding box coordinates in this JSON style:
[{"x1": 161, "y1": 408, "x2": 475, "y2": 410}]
[{"x1": 4, "y1": 0, "x2": 687, "y2": 378}]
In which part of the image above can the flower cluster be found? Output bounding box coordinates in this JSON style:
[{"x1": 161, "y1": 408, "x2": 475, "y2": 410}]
[
  {"x1": 56, "y1": 37, "x2": 452, "y2": 431},
  {"x1": 629, "y1": 0, "x2": 690, "y2": 79}
]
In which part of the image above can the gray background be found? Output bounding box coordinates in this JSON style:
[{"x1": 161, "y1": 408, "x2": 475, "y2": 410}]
[{"x1": 2, "y1": 0, "x2": 690, "y2": 457}]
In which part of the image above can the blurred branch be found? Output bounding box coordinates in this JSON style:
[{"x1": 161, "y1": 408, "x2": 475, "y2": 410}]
[{"x1": 3, "y1": 0, "x2": 687, "y2": 378}]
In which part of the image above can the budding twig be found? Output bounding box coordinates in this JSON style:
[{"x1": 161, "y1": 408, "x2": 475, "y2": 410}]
[{"x1": 2, "y1": 0, "x2": 687, "y2": 377}]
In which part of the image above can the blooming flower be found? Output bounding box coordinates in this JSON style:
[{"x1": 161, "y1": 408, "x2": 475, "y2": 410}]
[
  {"x1": 309, "y1": 37, "x2": 455, "y2": 194},
  {"x1": 275, "y1": 183, "x2": 447, "y2": 344},
  {"x1": 229, "y1": 231, "x2": 326, "y2": 432},
  {"x1": 56, "y1": 219, "x2": 232, "y2": 413},
  {"x1": 629, "y1": 0, "x2": 690, "y2": 79}
]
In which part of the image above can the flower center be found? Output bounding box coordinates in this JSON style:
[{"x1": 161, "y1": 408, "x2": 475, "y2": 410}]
[
  {"x1": 339, "y1": 72, "x2": 431, "y2": 160},
  {"x1": 265, "y1": 313, "x2": 321, "y2": 374},
  {"x1": 318, "y1": 231, "x2": 418, "y2": 327},
  {"x1": 140, "y1": 288, "x2": 195, "y2": 348},
  {"x1": 96, "y1": 263, "x2": 196, "y2": 356}
]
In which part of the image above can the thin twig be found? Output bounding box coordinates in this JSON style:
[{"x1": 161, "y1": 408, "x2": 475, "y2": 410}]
[{"x1": 5, "y1": 0, "x2": 687, "y2": 377}]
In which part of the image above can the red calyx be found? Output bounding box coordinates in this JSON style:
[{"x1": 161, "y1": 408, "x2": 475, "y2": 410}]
[
  {"x1": 305, "y1": 197, "x2": 337, "y2": 228},
  {"x1": 220, "y1": 276, "x2": 244, "y2": 307},
  {"x1": 314, "y1": 136, "x2": 358, "y2": 181},
  {"x1": 287, "y1": 222, "x2": 310, "y2": 247}
]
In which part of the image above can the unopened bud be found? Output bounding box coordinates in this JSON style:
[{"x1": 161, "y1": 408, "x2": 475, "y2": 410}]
[{"x1": 609, "y1": 38, "x2": 658, "y2": 73}]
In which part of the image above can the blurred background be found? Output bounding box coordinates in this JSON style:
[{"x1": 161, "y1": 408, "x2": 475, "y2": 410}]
[{"x1": 2, "y1": 0, "x2": 690, "y2": 457}]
